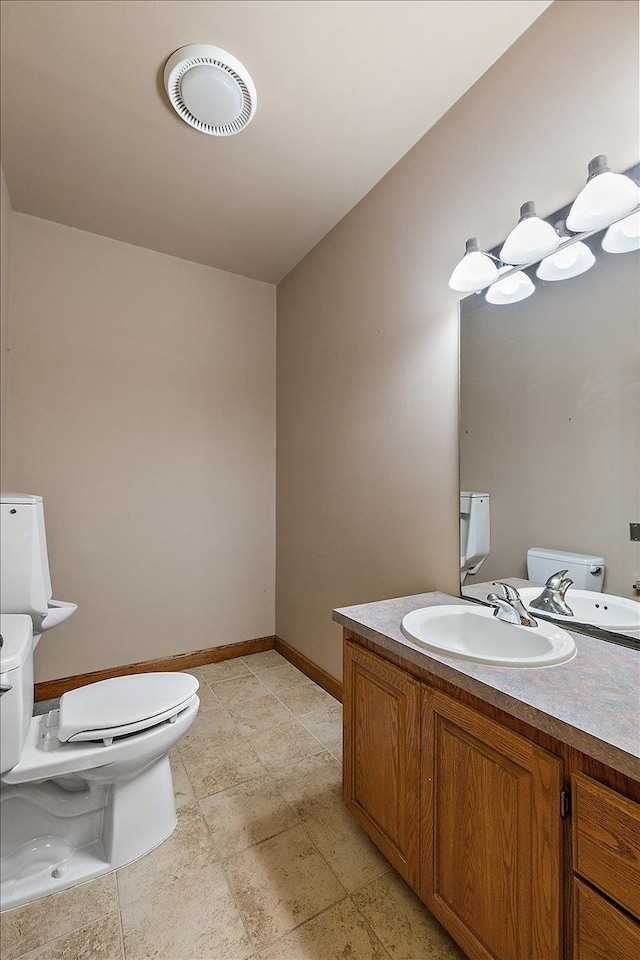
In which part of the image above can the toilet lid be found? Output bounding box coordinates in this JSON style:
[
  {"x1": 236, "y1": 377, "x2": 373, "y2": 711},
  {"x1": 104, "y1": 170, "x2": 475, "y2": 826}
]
[{"x1": 57, "y1": 672, "x2": 199, "y2": 743}]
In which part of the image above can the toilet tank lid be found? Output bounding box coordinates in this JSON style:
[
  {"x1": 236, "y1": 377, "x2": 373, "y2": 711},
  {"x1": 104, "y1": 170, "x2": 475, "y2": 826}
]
[
  {"x1": 527, "y1": 547, "x2": 605, "y2": 566},
  {"x1": 460, "y1": 491, "x2": 490, "y2": 499},
  {"x1": 1, "y1": 493, "x2": 43, "y2": 504},
  {"x1": 0, "y1": 614, "x2": 34, "y2": 671}
]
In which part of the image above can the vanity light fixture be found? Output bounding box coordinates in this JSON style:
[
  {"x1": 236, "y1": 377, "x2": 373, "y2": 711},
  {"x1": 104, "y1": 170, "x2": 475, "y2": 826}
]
[
  {"x1": 499, "y1": 202, "x2": 560, "y2": 265},
  {"x1": 536, "y1": 222, "x2": 595, "y2": 281},
  {"x1": 448, "y1": 238, "x2": 499, "y2": 292},
  {"x1": 566, "y1": 156, "x2": 640, "y2": 232},
  {"x1": 601, "y1": 211, "x2": 640, "y2": 254},
  {"x1": 485, "y1": 267, "x2": 535, "y2": 305}
]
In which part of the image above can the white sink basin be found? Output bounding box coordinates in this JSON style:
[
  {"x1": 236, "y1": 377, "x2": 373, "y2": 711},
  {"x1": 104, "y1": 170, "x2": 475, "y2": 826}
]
[
  {"x1": 401, "y1": 605, "x2": 576, "y2": 667},
  {"x1": 517, "y1": 588, "x2": 640, "y2": 633}
]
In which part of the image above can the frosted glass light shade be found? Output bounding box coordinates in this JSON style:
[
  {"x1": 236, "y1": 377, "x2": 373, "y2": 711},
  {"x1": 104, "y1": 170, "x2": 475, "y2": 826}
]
[
  {"x1": 536, "y1": 240, "x2": 595, "y2": 281},
  {"x1": 448, "y1": 238, "x2": 499, "y2": 292},
  {"x1": 602, "y1": 212, "x2": 640, "y2": 253},
  {"x1": 485, "y1": 267, "x2": 535, "y2": 305},
  {"x1": 500, "y1": 203, "x2": 559, "y2": 265},
  {"x1": 566, "y1": 157, "x2": 640, "y2": 232}
]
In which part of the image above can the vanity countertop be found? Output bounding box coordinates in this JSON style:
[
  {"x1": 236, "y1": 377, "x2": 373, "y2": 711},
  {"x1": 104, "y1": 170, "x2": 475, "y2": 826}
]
[{"x1": 333, "y1": 591, "x2": 640, "y2": 781}]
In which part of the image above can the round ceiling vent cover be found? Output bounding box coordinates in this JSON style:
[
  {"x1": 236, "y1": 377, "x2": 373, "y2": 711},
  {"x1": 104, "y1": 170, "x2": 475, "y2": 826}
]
[{"x1": 164, "y1": 44, "x2": 257, "y2": 136}]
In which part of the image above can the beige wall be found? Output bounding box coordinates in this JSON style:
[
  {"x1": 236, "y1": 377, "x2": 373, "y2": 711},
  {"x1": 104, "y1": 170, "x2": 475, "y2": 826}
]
[
  {"x1": 276, "y1": 0, "x2": 640, "y2": 680},
  {"x1": 6, "y1": 214, "x2": 276, "y2": 683},
  {"x1": 1, "y1": 167, "x2": 11, "y2": 491},
  {"x1": 460, "y1": 246, "x2": 639, "y2": 598}
]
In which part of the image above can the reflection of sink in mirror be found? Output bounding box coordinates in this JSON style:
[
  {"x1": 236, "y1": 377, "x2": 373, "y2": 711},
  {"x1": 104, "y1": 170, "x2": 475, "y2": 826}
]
[
  {"x1": 518, "y1": 588, "x2": 640, "y2": 633},
  {"x1": 459, "y1": 178, "x2": 640, "y2": 640},
  {"x1": 401, "y1": 605, "x2": 576, "y2": 668}
]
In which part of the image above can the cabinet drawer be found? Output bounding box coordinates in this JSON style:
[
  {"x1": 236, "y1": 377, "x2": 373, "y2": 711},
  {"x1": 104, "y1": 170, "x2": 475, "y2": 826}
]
[
  {"x1": 572, "y1": 773, "x2": 640, "y2": 917},
  {"x1": 574, "y1": 878, "x2": 640, "y2": 960}
]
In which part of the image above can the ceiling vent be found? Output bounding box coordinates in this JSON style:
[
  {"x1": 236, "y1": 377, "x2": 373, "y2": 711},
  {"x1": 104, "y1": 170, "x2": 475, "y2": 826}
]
[{"x1": 163, "y1": 44, "x2": 257, "y2": 137}]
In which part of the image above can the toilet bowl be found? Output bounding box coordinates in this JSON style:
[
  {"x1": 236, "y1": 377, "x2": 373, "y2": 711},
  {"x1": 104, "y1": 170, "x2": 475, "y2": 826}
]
[{"x1": 1, "y1": 614, "x2": 199, "y2": 910}]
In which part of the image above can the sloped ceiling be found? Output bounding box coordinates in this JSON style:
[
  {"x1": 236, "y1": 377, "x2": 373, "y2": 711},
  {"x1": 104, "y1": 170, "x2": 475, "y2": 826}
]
[{"x1": 0, "y1": 0, "x2": 551, "y2": 281}]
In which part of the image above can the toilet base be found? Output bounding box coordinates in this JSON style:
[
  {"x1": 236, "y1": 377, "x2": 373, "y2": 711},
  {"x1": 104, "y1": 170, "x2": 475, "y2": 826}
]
[{"x1": 1, "y1": 755, "x2": 178, "y2": 911}]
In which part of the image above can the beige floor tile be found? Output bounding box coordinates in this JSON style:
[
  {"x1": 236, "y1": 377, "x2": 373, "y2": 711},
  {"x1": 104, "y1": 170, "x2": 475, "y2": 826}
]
[
  {"x1": 257, "y1": 662, "x2": 313, "y2": 695},
  {"x1": 180, "y1": 731, "x2": 267, "y2": 798},
  {"x1": 213, "y1": 674, "x2": 271, "y2": 709},
  {"x1": 169, "y1": 747, "x2": 196, "y2": 808},
  {"x1": 16, "y1": 913, "x2": 123, "y2": 960},
  {"x1": 269, "y1": 751, "x2": 343, "y2": 820},
  {"x1": 199, "y1": 659, "x2": 252, "y2": 685},
  {"x1": 227, "y1": 693, "x2": 293, "y2": 736},
  {"x1": 241, "y1": 650, "x2": 287, "y2": 674},
  {"x1": 199, "y1": 775, "x2": 299, "y2": 858},
  {"x1": 304, "y1": 802, "x2": 391, "y2": 892},
  {"x1": 224, "y1": 824, "x2": 347, "y2": 950},
  {"x1": 299, "y1": 702, "x2": 343, "y2": 754},
  {"x1": 192, "y1": 678, "x2": 225, "y2": 713},
  {"x1": 276, "y1": 683, "x2": 339, "y2": 718},
  {"x1": 1, "y1": 874, "x2": 117, "y2": 960},
  {"x1": 178, "y1": 701, "x2": 236, "y2": 752},
  {"x1": 245, "y1": 718, "x2": 324, "y2": 771},
  {"x1": 117, "y1": 803, "x2": 219, "y2": 901},
  {"x1": 121, "y1": 860, "x2": 252, "y2": 960},
  {"x1": 353, "y1": 871, "x2": 466, "y2": 960},
  {"x1": 258, "y1": 898, "x2": 388, "y2": 960}
]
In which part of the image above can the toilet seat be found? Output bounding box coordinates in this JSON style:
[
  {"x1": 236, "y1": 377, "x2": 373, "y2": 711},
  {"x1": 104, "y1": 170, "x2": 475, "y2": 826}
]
[{"x1": 57, "y1": 673, "x2": 199, "y2": 743}]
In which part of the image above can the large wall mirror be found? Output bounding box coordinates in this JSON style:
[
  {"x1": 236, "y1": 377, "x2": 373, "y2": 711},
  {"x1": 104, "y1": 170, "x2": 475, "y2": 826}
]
[{"x1": 459, "y1": 169, "x2": 640, "y2": 642}]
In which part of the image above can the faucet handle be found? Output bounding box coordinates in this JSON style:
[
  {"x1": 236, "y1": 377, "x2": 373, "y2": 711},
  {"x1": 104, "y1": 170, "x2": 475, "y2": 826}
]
[
  {"x1": 545, "y1": 569, "x2": 569, "y2": 589},
  {"x1": 486, "y1": 593, "x2": 521, "y2": 624},
  {"x1": 559, "y1": 577, "x2": 573, "y2": 601},
  {"x1": 495, "y1": 581, "x2": 522, "y2": 602}
]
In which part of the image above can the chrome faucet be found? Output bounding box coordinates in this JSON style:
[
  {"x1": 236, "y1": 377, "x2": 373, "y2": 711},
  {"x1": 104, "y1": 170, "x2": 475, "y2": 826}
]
[
  {"x1": 487, "y1": 582, "x2": 538, "y2": 628},
  {"x1": 529, "y1": 570, "x2": 575, "y2": 617}
]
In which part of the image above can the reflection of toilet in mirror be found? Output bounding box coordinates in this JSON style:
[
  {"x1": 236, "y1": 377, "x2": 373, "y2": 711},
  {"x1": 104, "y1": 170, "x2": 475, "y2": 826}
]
[
  {"x1": 460, "y1": 492, "x2": 490, "y2": 584},
  {"x1": 526, "y1": 547, "x2": 605, "y2": 591}
]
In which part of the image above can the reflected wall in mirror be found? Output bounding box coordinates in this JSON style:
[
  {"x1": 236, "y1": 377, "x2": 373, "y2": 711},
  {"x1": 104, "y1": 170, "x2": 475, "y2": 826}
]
[{"x1": 459, "y1": 183, "x2": 640, "y2": 639}]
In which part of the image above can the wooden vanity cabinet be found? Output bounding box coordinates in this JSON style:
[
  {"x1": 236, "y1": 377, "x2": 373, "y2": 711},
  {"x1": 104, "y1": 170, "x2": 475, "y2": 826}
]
[
  {"x1": 422, "y1": 689, "x2": 563, "y2": 960},
  {"x1": 342, "y1": 631, "x2": 640, "y2": 960},
  {"x1": 342, "y1": 640, "x2": 421, "y2": 888}
]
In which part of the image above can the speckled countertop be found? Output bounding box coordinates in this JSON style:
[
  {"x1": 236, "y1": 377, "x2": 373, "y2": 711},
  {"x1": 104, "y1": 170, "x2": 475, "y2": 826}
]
[{"x1": 333, "y1": 591, "x2": 640, "y2": 781}]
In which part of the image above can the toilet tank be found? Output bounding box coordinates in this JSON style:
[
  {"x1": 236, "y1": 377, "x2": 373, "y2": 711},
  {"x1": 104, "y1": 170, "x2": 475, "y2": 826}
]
[
  {"x1": 527, "y1": 547, "x2": 605, "y2": 592},
  {"x1": 0, "y1": 614, "x2": 35, "y2": 774},
  {"x1": 1, "y1": 495, "x2": 52, "y2": 620}
]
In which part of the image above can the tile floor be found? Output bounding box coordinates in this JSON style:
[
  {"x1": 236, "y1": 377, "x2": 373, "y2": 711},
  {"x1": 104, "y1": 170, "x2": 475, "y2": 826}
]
[{"x1": 1, "y1": 651, "x2": 466, "y2": 960}]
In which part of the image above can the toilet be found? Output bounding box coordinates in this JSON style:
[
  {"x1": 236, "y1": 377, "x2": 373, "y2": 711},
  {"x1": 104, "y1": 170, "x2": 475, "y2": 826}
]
[
  {"x1": 527, "y1": 547, "x2": 605, "y2": 591},
  {"x1": 460, "y1": 491, "x2": 490, "y2": 583},
  {"x1": 0, "y1": 495, "x2": 200, "y2": 911}
]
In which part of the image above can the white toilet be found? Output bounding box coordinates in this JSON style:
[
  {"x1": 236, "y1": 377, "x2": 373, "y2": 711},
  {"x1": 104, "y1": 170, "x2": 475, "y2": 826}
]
[
  {"x1": 460, "y1": 492, "x2": 490, "y2": 583},
  {"x1": 0, "y1": 495, "x2": 200, "y2": 911},
  {"x1": 527, "y1": 546, "x2": 605, "y2": 591}
]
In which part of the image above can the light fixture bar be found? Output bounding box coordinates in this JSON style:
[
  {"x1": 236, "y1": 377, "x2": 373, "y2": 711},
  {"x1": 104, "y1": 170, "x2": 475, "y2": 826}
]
[{"x1": 482, "y1": 201, "x2": 640, "y2": 289}]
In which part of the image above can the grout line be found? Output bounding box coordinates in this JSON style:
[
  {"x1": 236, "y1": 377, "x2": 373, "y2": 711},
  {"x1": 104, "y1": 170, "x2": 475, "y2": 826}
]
[
  {"x1": 348, "y1": 893, "x2": 395, "y2": 960},
  {"x1": 113, "y1": 870, "x2": 126, "y2": 960},
  {"x1": 218, "y1": 858, "x2": 259, "y2": 956},
  {"x1": 248, "y1": 892, "x2": 351, "y2": 955}
]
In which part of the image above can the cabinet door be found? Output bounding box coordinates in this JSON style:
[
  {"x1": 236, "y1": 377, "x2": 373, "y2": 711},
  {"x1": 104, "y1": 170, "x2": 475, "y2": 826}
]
[
  {"x1": 422, "y1": 689, "x2": 563, "y2": 960},
  {"x1": 343, "y1": 640, "x2": 421, "y2": 888},
  {"x1": 573, "y1": 878, "x2": 640, "y2": 960}
]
